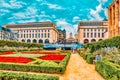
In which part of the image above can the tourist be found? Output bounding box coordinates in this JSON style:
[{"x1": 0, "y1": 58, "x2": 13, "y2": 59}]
[{"x1": 93, "y1": 53, "x2": 102, "y2": 64}]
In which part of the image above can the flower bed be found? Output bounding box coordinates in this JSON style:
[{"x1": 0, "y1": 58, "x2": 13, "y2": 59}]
[
  {"x1": 22, "y1": 51, "x2": 58, "y2": 54},
  {"x1": 4, "y1": 51, "x2": 14, "y2": 54},
  {"x1": 0, "y1": 56, "x2": 32, "y2": 64},
  {"x1": 0, "y1": 51, "x2": 71, "y2": 74},
  {"x1": 40, "y1": 54, "x2": 66, "y2": 61}
]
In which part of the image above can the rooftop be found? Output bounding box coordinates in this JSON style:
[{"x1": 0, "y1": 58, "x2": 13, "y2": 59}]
[
  {"x1": 5, "y1": 21, "x2": 55, "y2": 28},
  {"x1": 79, "y1": 21, "x2": 108, "y2": 26}
]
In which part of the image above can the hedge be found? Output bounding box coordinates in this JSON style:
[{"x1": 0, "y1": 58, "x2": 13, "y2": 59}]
[
  {"x1": 0, "y1": 53, "x2": 71, "y2": 74},
  {"x1": 95, "y1": 60, "x2": 120, "y2": 80},
  {"x1": 83, "y1": 36, "x2": 120, "y2": 53},
  {"x1": 0, "y1": 40, "x2": 43, "y2": 48},
  {"x1": 0, "y1": 71, "x2": 59, "y2": 80},
  {"x1": 77, "y1": 50, "x2": 95, "y2": 64}
]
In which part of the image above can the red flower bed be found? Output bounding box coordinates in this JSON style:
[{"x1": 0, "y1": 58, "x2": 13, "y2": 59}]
[
  {"x1": 0, "y1": 56, "x2": 32, "y2": 64},
  {"x1": 22, "y1": 51, "x2": 58, "y2": 54},
  {"x1": 40, "y1": 54, "x2": 66, "y2": 61},
  {"x1": 4, "y1": 51, "x2": 14, "y2": 54}
]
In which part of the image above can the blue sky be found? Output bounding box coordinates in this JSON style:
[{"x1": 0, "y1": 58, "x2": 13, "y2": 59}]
[{"x1": 0, "y1": 0, "x2": 113, "y2": 37}]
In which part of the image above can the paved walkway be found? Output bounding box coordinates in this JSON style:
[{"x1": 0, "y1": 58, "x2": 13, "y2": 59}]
[
  {"x1": 0, "y1": 53, "x2": 104, "y2": 80},
  {"x1": 57, "y1": 53, "x2": 104, "y2": 80}
]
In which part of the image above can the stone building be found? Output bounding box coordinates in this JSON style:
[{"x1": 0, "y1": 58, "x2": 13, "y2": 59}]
[
  {"x1": 66, "y1": 33, "x2": 75, "y2": 43},
  {"x1": 57, "y1": 29, "x2": 66, "y2": 43},
  {"x1": 3, "y1": 22, "x2": 58, "y2": 43},
  {"x1": 108, "y1": 0, "x2": 120, "y2": 38},
  {"x1": 0, "y1": 26, "x2": 17, "y2": 40},
  {"x1": 78, "y1": 21, "x2": 108, "y2": 44}
]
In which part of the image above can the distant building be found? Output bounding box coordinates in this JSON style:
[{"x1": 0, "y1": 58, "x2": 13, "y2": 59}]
[
  {"x1": 0, "y1": 26, "x2": 17, "y2": 40},
  {"x1": 78, "y1": 21, "x2": 108, "y2": 44},
  {"x1": 108, "y1": 0, "x2": 120, "y2": 38},
  {"x1": 66, "y1": 33, "x2": 75, "y2": 43},
  {"x1": 3, "y1": 22, "x2": 58, "y2": 43},
  {"x1": 57, "y1": 29, "x2": 66, "y2": 43}
]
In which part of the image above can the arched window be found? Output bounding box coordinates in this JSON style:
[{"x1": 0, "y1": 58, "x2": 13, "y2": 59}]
[
  {"x1": 99, "y1": 39, "x2": 102, "y2": 41},
  {"x1": 39, "y1": 39, "x2": 43, "y2": 43},
  {"x1": 84, "y1": 39, "x2": 89, "y2": 44},
  {"x1": 45, "y1": 39, "x2": 49, "y2": 43},
  {"x1": 91, "y1": 39, "x2": 96, "y2": 42},
  {"x1": 33, "y1": 39, "x2": 37, "y2": 43},
  {"x1": 22, "y1": 39, "x2": 25, "y2": 42},
  {"x1": 27, "y1": 39, "x2": 31, "y2": 43}
]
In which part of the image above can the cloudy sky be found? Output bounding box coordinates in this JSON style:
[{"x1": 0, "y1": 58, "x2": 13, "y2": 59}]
[{"x1": 0, "y1": 0, "x2": 113, "y2": 37}]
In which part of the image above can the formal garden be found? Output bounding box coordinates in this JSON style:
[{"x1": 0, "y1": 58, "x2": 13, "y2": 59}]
[
  {"x1": 0, "y1": 37, "x2": 120, "y2": 80},
  {"x1": 78, "y1": 36, "x2": 120, "y2": 80}
]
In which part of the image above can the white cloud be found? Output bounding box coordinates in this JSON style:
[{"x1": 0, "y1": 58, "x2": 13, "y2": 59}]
[
  {"x1": 1, "y1": 0, "x2": 26, "y2": 9},
  {"x1": 104, "y1": 8, "x2": 108, "y2": 18},
  {"x1": 41, "y1": 1, "x2": 65, "y2": 10},
  {"x1": 98, "y1": 0, "x2": 108, "y2": 3},
  {"x1": 89, "y1": 4, "x2": 103, "y2": 20},
  {"x1": 72, "y1": 16, "x2": 80, "y2": 22},
  {"x1": 56, "y1": 19, "x2": 78, "y2": 38}
]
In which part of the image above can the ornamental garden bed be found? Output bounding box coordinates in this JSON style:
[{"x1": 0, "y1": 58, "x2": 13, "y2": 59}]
[{"x1": 0, "y1": 51, "x2": 71, "y2": 74}]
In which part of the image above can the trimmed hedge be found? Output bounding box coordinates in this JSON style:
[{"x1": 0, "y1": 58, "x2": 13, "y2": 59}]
[
  {"x1": 78, "y1": 50, "x2": 95, "y2": 64},
  {"x1": 83, "y1": 36, "x2": 120, "y2": 53},
  {"x1": 0, "y1": 40, "x2": 43, "y2": 48},
  {"x1": 0, "y1": 71, "x2": 59, "y2": 80},
  {"x1": 0, "y1": 53, "x2": 71, "y2": 74},
  {"x1": 95, "y1": 60, "x2": 120, "y2": 80}
]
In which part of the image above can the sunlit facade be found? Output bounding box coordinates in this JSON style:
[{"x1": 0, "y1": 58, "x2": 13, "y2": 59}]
[
  {"x1": 78, "y1": 21, "x2": 108, "y2": 44},
  {"x1": 3, "y1": 22, "x2": 58, "y2": 43},
  {"x1": 108, "y1": 0, "x2": 120, "y2": 38}
]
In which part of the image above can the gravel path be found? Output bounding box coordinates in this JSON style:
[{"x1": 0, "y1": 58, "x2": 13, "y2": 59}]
[{"x1": 58, "y1": 53, "x2": 104, "y2": 80}]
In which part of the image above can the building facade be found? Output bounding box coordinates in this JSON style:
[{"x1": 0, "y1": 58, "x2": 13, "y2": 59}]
[
  {"x1": 66, "y1": 33, "x2": 75, "y2": 43},
  {"x1": 108, "y1": 0, "x2": 120, "y2": 38},
  {"x1": 57, "y1": 29, "x2": 66, "y2": 43},
  {"x1": 3, "y1": 22, "x2": 58, "y2": 43},
  {"x1": 78, "y1": 21, "x2": 108, "y2": 44},
  {"x1": 0, "y1": 27, "x2": 17, "y2": 40}
]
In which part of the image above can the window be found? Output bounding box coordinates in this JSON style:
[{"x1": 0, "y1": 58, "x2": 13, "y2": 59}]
[
  {"x1": 98, "y1": 33, "x2": 100, "y2": 38},
  {"x1": 26, "y1": 34, "x2": 28, "y2": 38},
  {"x1": 21, "y1": 34, "x2": 23, "y2": 38},
  {"x1": 94, "y1": 29, "x2": 96, "y2": 31},
  {"x1": 32, "y1": 34, "x2": 34, "y2": 38},
  {"x1": 102, "y1": 33, "x2": 104, "y2": 37},
  {"x1": 91, "y1": 33, "x2": 93, "y2": 37},
  {"x1": 87, "y1": 33, "x2": 89, "y2": 37},
  {"x1": 48, "y1": 30, "x2": 50, "y2": 32},
  {"x1": 48, "y1": 33, "x2": 50, "y2": 38},
  {"x1": 84, "y1": 29, "x2": 86, "y2": 31},
  {"x1": 29, "y1": 34, "x2": 31, "y2": 38},
  {"x1": 84, "y1": 33, "x2": 86, "y2": 38},
  {"x1": 38, "y1": 34, "x2": 40, "y2": 38},
  {"x1": 91, "y1": 29, "x2": 93, "y2": 32},
  {"x1": 87, "y1": 29, "x2": 89, "y2": 31},
  {"x1": 94, "y1": 33, "x2": 96, "y2": 38},
  {"x1": 42, "y1": 30, "x2": 43, "y2": 32},
  {"x1": 33, "y1": 30, "x2": 34, "y2": 32},
  {"x1": 45, "y1": 30, "x2": 46, "y2": 32},
  {"x1": 24, "y1": 34, "x2": 25, "y2": 38},
  {"x1": 44, "y1": 33, "x2": 46, "y2": 38},
  {"x1": 35, "y1": 34, "x2": 37, "y2": 38},
  {"x1": 41, "y1": 34, "x2": 43, "y2": 38},
  {"x1": 39, "y1": 30, "x2": 40, "y2": 32}
]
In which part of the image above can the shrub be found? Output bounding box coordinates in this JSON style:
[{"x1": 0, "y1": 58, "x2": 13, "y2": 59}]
[
  {"x1": 83, "y1": 53, "x2": 95, "y2": 64},
  {"x1": 95, "y1": 60, "x2": 120, "y2": 80},
  {"x1": 0, "y1": 71, "x2": 59, "y2": 80},
  {"x1": 83, "y1": 36, "x2": 120, "y2": 52}
]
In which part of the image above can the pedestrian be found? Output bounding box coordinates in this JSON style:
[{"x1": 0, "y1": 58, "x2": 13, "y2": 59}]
[{"x1": 93, "y1": 53, "x2": 102, "y2": 64}]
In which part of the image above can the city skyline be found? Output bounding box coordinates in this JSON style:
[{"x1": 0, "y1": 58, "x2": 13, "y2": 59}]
[{"x1": 0, "y1": 0, "x2": 113, "y2": 37}]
